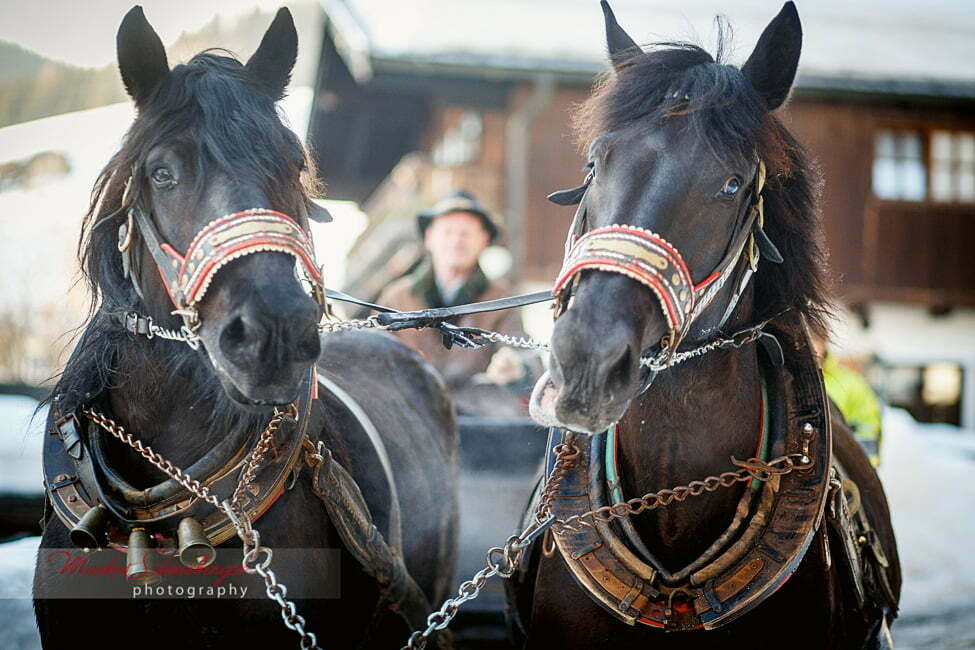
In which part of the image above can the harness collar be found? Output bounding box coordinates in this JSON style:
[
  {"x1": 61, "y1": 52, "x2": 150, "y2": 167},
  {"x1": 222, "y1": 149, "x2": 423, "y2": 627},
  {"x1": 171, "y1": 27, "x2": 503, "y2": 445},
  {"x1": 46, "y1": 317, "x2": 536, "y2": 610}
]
[
  {"x1": 43, "y1": 367, "x2": 316, "y2": 555},
  {"x1": 540, "y1": 313, "x2": 831, "y2": 631}
]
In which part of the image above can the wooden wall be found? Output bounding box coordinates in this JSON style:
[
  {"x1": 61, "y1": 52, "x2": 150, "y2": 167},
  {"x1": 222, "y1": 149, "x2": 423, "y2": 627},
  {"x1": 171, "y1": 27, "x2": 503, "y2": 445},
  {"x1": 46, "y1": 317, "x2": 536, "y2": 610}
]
[{"x1": 785, "y1": 98, "x2": 975, "y2": 307}]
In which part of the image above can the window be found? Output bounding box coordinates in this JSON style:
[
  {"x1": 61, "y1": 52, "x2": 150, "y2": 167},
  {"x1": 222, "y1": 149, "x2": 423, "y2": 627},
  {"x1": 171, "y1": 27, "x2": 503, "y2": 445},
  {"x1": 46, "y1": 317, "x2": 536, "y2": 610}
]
[
  {"x1": 872, "y1": 128, "x2": 975, "y2": 203},
  {"x1": 872, "y1": 130, "x2": 925, "y2": 201},
  {"x1": 930, "y1": 130, "x2": 975, "y2": 203}
]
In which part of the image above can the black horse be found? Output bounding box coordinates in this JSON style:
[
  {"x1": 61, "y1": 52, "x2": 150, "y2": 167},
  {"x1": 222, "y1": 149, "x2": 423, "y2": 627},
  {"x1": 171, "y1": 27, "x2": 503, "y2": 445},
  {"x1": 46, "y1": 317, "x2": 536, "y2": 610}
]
[
  {"x1": 33, "y1": 7, "x2": 455, "y2": 649},
  {"x1": 507, "y1": 3, "x2": 899, "y2": 649}
]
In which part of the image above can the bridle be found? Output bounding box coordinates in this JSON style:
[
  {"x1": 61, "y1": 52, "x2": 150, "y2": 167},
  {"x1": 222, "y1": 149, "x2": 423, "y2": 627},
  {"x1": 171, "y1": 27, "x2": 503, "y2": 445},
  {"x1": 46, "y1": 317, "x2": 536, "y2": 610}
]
[
  {"x1": 550, "y1": 157, "x2": 783, "y2": 376},
  {"x1": 114, "y1": 173, "x2": 328, "y2": 343}
]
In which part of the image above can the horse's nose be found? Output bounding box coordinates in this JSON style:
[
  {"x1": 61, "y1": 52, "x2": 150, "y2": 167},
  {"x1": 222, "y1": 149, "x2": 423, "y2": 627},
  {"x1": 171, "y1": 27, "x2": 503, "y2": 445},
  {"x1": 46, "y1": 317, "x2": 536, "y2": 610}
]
[
  {"x1": 550, "y1": 309, "x2": 640, "y2": 413},
  {"x1": 552, "y1": 311, "x2": 639, "y2": 399},
  {"x1": 219, "y1": 300, "x2": 320, "y2": 368}
]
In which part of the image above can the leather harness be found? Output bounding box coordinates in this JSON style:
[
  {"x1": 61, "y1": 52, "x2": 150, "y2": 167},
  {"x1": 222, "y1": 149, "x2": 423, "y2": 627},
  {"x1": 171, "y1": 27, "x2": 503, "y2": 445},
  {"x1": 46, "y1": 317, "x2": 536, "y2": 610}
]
[
  {"x1": 44, "y1": 369, "x2": 315, "y2": 550},
  {"x1": 45, "y1": 191, "x2": 441, "y2": 640},
  {"x1": 516, "y1": 157, "x2": 895, "y2": 635},
  {"x1": 531, "y1": 313, "x2": 832, "y2": 630},
  {"x1": 550, "y1": 160, "x2": 782, "y2": 367},
  {"x1": 43, "y1": 370, "x2": 439, "y2": 638}
]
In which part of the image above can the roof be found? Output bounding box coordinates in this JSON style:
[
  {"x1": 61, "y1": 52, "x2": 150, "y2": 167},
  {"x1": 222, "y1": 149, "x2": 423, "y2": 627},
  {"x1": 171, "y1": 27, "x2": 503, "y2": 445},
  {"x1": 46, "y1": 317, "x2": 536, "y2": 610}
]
[{"x1": 324, "y1": 0, "x2": 975, "y2": 98}]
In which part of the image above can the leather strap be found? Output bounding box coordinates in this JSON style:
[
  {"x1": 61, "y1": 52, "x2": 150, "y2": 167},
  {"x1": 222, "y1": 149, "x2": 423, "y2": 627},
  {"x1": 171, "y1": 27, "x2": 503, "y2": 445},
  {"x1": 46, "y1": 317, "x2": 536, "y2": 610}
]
[
  {"x1": 374, "y1": 290, "x2": 552, "y2": 329},
  {"x1": 43, "y1": 367, "x2": 316, "y2": 549},
  {"x1": 316, "y1": 375, "x2": 402, "y2": 553},
  {"x1": 309, "y1": 445, "x2": 445, "y2": 647},
  {"x1": 543, "y1": 312, "x2": 832, "y2": 631}
]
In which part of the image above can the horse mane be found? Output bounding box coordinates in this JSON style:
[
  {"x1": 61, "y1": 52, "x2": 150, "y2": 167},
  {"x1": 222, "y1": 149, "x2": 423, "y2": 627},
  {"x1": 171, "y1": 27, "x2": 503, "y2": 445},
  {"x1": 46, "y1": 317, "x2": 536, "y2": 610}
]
[
  {"x1": 574, "y1": 29, "x2": 831, "y2": 338},
  {"x1": 48, "y1": 50, "x2": 320, "y2": 433}
]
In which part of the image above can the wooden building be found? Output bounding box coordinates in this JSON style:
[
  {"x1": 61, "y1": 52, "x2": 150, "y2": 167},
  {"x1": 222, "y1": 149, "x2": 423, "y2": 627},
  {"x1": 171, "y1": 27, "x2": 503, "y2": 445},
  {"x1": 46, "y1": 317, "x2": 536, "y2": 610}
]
[{"x1": 308, "y1": 0, "x2": 975, "y2": 311}]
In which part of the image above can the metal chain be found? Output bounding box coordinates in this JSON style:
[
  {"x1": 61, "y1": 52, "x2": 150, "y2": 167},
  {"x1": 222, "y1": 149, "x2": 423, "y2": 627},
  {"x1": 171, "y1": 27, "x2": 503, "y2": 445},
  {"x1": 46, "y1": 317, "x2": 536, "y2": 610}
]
[
  {"x1": 317, "y1": 315, "x2": 382, "y2": 333},
  {"x1": 230, "y1": 403, "x2": 297, "y2": 507},
  {"x1": 121, "y1": 311, "x2": 202, "y2": 349},
  {"x1": 474, "y1": 330, "x2": 552, "y2": 352},
  {"x1": 403, "y1": 436, "x2": 814, "y2": 650},
  {"x1": 402, "y1": 442, "x2": 578, "y2": 650},
  {"x1": 135, "y1": 301, "x2": 763, "y2": 374},
  {"x1": 312, "y1": 315, "x2": 767, "y2": 373},
  {"x1": 82, "y1": 405, "x2": 322, "y2": 650},
  {"x1": 149, "y1": 322, "x2": 202, "y2": 350},
  {"x1": 552, "y1": 449, "x2": 813, "y2": 534}
]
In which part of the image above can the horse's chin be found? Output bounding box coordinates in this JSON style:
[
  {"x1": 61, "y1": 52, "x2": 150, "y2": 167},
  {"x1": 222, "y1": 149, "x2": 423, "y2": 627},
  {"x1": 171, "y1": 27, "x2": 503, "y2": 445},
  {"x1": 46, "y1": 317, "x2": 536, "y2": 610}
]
[
  {"x1": 529, "y1": 371, "x2": 628, "y2": 435},
  {"x1": 211, "y1": 362, "x2": 299, "y2": 412}
]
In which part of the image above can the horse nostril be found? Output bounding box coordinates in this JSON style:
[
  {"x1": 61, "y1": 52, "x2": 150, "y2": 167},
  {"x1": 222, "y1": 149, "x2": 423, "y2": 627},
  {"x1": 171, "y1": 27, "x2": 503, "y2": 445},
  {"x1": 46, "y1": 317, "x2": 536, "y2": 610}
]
[
  {"x1": 223, "y1": 315, "x2": 247, "y2": 347},
  {"x1": 602, "y1": 344, "x2": 634, "y2": 398},
  {"x1": 294, "y1": 322, "x2": 321, "y2": 363},
  {"x1": 219, "y1": 313, "x2": 263, "y2": 362}
]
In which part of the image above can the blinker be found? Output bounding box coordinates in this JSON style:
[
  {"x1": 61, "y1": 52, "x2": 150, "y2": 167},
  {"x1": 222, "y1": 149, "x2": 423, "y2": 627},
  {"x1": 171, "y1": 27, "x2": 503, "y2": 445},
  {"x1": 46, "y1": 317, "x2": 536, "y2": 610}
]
[
  {"x1": 547, "y1": 184, "x2": 589, "y2": 206},
  {"x1": 753, "y1": 224, "x2": 783, "y2": 263}
]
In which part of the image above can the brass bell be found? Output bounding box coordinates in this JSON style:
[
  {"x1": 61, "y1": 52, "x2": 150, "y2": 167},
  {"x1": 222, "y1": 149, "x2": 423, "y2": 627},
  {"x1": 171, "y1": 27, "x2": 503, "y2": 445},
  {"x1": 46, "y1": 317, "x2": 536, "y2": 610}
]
[
  {"x1": 126, "y1": 528, "x2": 161, "y2": 585},
  {"x1": 69, "y1": 504, "x2": 108, "y2": 550},
  {"x1": 177, "y1": 517, "x2": 216, "y2": 568}
]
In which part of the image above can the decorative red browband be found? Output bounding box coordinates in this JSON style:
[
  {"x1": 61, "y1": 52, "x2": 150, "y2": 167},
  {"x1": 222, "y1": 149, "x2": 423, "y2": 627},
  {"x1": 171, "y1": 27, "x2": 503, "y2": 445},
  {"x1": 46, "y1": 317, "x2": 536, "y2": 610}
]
[
  {"x1": 129, "y1": 208, "x2": 324, "y2": 326},
  {"x1": 169, "y1": 209, "x2": 321, "y2": 309},
  {"x1": 553, "y1": 225, "x2": 696, "y2": 337}
]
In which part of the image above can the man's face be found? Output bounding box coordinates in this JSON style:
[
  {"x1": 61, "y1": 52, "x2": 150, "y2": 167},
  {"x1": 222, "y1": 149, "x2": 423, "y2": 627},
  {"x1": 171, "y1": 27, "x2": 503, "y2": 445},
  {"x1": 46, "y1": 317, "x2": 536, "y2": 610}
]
[{"x1": 424, "y1": 211, "x2": 491, "y2": 274}]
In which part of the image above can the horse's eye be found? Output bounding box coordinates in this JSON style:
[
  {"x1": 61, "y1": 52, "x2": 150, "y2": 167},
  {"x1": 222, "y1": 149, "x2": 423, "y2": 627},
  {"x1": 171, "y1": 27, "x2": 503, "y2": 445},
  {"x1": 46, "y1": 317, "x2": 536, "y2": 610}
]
[
  {"x1": 150, "y1": 167, "x2": 175, "y2": 187},
  {"x1": 583, "y1": 161, "x2": 595, "y2": 181},
  {"x1": 718, "y1": 176, "x2": 742, "y2": 198}
]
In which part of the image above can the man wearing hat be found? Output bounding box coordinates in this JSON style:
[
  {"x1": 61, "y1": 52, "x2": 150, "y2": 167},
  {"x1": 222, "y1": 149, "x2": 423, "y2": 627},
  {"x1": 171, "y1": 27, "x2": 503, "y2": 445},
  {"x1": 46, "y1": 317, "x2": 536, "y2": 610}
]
[{"x1": 377, "y1": 190, "x2": 535, "y2": 415}]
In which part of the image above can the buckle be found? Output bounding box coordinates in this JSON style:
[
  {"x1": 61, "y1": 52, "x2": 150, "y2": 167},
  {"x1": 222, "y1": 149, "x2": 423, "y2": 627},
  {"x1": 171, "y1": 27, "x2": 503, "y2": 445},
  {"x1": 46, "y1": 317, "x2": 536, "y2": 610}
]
[
  {"x1": 123, "y1": 312, "x2": 151, "y2": 336},
  {"x1": 55, "y1": 413, "x2": 84, "y2": 459}
]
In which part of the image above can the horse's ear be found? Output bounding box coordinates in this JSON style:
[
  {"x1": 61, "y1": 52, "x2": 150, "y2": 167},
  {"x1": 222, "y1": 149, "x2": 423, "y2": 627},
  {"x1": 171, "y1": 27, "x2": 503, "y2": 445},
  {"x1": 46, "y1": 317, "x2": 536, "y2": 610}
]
[
  {"x1": 117, "y1": 6, "x2": 169, "y2": 105},
  {"x1": 245, "y1": 8, "x2": 298, "y2": 101},
  {"x1": 600, "y1": 1, "x2": 641, "y2": 71},
  {"x1": 742, "y1": 2, "x2": 802, "y2": 110}
]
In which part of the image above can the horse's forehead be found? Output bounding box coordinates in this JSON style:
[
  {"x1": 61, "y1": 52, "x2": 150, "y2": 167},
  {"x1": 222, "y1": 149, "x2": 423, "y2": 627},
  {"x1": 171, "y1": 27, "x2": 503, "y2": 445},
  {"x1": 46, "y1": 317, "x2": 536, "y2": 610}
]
[{"x1": 601, "y1": 122, "x2": 724, "y2": 174}]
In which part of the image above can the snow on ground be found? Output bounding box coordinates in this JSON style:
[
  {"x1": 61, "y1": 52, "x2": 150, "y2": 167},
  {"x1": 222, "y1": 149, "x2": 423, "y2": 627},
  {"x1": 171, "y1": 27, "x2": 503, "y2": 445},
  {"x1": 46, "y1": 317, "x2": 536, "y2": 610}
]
[
  {"x1": 2, "y1": 402, "x2": 974, "y2": 647},
  {"x1": 878, "y1": 407, "x2": 975, "y2": 648}
]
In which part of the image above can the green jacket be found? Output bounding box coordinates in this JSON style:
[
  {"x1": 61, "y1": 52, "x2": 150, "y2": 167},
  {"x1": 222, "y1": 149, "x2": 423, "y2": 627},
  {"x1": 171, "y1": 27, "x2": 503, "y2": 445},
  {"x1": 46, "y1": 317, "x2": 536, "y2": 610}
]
[{"x1": 822, "y1": 353, "x2": 883, "y2": 465}]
